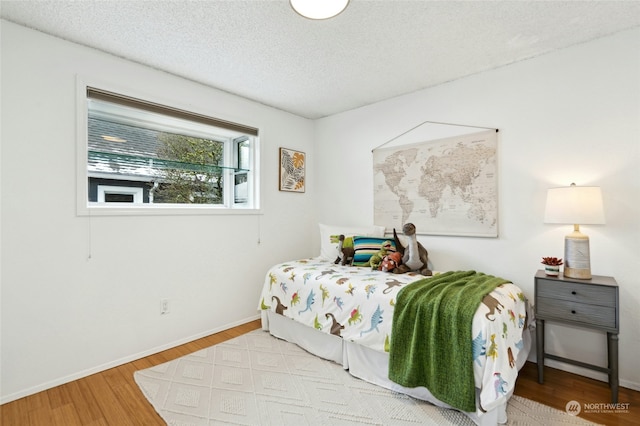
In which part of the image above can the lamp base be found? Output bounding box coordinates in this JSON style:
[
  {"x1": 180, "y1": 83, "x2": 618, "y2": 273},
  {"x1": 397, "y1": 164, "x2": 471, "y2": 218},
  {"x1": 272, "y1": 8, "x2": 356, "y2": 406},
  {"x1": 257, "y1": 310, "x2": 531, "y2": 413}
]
[
  {"x1": 563, "y1": 231, "x2": 592, "y2": 280},
  {"x1": 563, "y1": 265, "x2": 592, "y2": 279}
]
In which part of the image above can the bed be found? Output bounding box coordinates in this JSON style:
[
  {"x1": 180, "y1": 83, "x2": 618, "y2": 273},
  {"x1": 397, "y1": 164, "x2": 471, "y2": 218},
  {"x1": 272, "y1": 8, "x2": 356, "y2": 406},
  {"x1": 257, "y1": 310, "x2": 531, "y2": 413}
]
[{"x1": 258, "y1": 225, "x2": 533, "y2": 426}]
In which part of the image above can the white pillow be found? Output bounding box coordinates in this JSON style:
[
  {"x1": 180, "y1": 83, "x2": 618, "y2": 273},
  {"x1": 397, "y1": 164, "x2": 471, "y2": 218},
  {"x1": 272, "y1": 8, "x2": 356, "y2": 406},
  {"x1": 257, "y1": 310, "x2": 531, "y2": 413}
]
[{"x1": 318, "y1": 223, "x2": 386, "y2": 261}]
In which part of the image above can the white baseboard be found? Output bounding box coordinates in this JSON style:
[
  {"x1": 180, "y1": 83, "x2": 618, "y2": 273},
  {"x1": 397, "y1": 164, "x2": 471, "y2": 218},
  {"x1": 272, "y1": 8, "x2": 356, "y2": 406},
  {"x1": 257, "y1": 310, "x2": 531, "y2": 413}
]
[
  {"x1": 543, "y1": 358, "x2": 640, "y2": 393},
  {"x1": 526, "y1": 340, "x2": 640, "y2": 394},
  {"x1": 0, "y1": 314, "x2": 260, "y2": 405}
]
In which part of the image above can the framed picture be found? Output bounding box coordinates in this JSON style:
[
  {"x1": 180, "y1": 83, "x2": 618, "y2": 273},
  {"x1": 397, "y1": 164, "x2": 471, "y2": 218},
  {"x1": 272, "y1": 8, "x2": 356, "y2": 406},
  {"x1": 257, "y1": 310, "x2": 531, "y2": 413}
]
[{"x1": 279, "y1": 147, "x2": 305, "y2": 192}]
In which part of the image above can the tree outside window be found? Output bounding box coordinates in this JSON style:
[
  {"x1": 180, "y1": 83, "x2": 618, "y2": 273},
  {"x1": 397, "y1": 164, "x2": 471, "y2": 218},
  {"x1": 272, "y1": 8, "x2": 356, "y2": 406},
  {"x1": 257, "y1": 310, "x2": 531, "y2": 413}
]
[{"x1": 153, "y1": 134, "x2": 224, "y2": 204}]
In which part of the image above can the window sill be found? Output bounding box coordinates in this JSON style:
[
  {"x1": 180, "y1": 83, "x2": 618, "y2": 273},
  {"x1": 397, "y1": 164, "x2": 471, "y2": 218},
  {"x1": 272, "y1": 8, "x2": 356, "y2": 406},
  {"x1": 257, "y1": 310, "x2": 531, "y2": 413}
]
[{"x1": 78, "y1": 203, "x2": 262, "y2": 217}]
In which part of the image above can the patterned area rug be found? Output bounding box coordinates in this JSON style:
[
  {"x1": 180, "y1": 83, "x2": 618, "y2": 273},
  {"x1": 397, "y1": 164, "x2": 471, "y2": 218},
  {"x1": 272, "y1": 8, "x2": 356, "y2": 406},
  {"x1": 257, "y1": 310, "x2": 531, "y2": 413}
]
[{"x1": 134, "y1": 330, "x2": 599, "y2": 425}]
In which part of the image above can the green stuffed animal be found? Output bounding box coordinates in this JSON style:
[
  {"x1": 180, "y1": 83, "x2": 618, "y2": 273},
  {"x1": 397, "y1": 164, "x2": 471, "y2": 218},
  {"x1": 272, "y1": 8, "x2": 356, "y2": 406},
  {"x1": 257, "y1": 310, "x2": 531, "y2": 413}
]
[{"x1": 368, "y1": 240, "x2": 393, "y2": 270}]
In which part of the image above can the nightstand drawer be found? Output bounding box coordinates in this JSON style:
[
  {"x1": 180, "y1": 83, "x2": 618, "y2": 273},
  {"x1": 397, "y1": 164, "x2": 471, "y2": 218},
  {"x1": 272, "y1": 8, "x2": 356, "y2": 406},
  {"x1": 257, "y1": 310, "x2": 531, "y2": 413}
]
[
  {"x1": 536, "y1": 296, "x2": 616, "y2": 328},
  {"x1": 536, "y1": 279, "x2": 616, "y2": 307}
]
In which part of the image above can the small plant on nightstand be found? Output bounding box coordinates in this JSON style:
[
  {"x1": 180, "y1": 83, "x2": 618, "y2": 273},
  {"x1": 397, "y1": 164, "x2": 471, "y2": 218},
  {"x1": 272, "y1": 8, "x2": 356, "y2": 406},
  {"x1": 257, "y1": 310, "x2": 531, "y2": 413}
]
[{"x1": 541, "y1": 257, "x2": 563, "y2": 276}]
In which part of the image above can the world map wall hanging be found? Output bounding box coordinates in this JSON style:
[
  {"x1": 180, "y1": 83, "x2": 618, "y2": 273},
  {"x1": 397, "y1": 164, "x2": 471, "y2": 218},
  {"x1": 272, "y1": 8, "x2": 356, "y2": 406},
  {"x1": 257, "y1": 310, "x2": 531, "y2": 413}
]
[{"x1": 373, "y1": 129, "x2": 498, "y2": 237}]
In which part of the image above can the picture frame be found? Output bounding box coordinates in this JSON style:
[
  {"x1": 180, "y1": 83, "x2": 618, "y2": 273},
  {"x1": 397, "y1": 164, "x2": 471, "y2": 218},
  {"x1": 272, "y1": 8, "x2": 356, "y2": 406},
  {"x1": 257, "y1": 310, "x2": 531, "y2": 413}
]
[{"x1": 279, "y1": 147, "x2": 305, "y2": 193}]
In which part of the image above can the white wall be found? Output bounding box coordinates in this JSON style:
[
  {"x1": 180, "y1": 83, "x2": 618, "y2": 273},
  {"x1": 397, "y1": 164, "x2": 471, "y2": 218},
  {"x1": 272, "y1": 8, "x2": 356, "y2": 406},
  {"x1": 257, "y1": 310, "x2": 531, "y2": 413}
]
[
  {"x1": 314, "y1": 28, "x2": 640, "y2": 390},
  {"x1": 2, "y1": 19, "x2": 639, "y2": 405},
  {"x1": 0, "y1": 21, "x2": 316, "y2": 403}
]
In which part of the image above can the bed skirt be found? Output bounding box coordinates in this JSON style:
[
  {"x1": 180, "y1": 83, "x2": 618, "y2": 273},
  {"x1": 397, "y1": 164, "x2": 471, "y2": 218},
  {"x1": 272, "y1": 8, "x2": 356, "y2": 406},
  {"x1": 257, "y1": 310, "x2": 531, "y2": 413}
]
[{"x1": 261, "y1": 309, "x2": 532, "y2": 426}]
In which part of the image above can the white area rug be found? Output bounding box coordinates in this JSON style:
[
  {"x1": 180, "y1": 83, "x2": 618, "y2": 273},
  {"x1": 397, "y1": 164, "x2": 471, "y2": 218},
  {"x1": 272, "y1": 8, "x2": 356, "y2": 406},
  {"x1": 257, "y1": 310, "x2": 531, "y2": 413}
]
[{"x1": 134, "y1": 329, "x2": 599, "y2": 425}]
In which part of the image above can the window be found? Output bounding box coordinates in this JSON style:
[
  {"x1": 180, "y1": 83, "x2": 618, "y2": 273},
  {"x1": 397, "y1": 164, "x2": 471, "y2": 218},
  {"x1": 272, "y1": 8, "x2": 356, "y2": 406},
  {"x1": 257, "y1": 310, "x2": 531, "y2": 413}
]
[
  {"x1": 78, "y1": 84, "x2": 260, "y2": 215},
  {"x1": 97, "y1": 185, "x2": 143, "y2": 203}
]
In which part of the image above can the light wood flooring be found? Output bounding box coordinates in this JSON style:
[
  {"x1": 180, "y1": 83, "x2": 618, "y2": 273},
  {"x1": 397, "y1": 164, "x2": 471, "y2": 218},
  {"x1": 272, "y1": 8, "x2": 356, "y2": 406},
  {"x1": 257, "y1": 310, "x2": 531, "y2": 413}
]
[{"x1": 1, "y1": 319, "x2": 638, "y2": 425}]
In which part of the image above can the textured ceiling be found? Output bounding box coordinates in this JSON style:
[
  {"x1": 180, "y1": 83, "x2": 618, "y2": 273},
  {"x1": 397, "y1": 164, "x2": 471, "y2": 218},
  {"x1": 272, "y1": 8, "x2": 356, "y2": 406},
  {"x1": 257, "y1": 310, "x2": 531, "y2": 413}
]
[{"x1": 2, "y1": 1, "x2": 639, "y2": 119}]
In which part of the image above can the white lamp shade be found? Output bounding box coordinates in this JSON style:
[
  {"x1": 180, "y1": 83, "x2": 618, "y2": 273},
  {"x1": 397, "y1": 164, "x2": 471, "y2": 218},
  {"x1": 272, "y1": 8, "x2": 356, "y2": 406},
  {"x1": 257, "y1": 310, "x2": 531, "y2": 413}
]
[
  {"x1": 290, "y1": 0, "x2": 349, "y2": 20},
  {"x1": 544, "y1": 185, "x2": 605, "y2": 225}
]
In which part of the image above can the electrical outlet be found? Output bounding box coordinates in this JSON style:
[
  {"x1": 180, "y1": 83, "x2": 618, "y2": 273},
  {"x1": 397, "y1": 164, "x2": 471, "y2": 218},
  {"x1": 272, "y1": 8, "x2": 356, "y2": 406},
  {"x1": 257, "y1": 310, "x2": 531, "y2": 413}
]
[{"x1": 160, "y1": 298, "x2": 170, "y2": 315}]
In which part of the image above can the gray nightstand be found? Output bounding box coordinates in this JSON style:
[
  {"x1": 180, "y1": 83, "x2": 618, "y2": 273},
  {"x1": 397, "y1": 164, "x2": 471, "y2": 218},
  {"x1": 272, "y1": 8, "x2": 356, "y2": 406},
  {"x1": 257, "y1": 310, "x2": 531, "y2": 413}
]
[{"x1": 535, "y1": 270, "x2": 619, "y2": 402}]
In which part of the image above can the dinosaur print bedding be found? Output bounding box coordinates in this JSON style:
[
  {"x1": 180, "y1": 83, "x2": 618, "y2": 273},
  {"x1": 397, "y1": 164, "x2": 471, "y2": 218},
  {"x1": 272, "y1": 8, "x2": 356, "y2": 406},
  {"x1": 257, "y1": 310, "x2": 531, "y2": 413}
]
[{"x1": 259, "y1": 258, "x2": 532, "y2": 412}]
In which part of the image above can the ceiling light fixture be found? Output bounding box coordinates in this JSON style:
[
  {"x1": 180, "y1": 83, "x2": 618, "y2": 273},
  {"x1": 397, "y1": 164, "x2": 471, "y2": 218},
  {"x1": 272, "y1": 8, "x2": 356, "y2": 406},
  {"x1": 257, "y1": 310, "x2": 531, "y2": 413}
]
[{"x1": 290, "y1": 0, "x2": 349, "y2": 20}]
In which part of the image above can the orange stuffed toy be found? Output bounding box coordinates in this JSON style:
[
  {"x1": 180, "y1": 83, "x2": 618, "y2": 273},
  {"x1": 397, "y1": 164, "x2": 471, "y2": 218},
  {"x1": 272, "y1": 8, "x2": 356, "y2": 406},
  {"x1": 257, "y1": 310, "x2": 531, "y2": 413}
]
[{"x1": 379, "y1": 251, "x2": 402, "y2": 272}]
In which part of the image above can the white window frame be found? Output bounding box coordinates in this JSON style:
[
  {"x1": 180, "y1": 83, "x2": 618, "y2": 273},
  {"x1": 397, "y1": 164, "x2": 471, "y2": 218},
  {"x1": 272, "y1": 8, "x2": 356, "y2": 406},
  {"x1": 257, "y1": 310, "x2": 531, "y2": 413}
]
[
  {"x1": 76, "y1": 76, "x2": 261, "y2": 217},
  {"x1": 97, "y1": 185, "x2": 144, "y2": 203}
]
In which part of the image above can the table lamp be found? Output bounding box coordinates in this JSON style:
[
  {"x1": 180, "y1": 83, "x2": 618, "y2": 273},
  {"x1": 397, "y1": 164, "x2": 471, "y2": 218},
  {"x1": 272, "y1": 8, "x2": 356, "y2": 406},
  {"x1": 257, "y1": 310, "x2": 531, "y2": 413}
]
[{"x1": 544, "y1": 183, "x2": 605, "y2": 279}]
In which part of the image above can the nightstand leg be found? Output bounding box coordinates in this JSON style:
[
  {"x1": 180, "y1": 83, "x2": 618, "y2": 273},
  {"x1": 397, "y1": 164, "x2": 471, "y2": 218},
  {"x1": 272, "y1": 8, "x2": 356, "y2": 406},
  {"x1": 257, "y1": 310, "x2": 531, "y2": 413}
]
[
  {"x1": 608, "y1": 332, "x2": 619, "y2": 403},
  {"x1": 537, "y1": 319, "x2": 545, "y2": 383}
]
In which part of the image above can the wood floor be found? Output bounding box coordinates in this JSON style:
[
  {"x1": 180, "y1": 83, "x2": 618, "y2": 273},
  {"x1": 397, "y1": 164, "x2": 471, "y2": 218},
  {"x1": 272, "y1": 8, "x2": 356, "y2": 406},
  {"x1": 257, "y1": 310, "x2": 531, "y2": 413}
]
[{"x1": 1, "y1": 319, "x2": 638, "y2": 425}]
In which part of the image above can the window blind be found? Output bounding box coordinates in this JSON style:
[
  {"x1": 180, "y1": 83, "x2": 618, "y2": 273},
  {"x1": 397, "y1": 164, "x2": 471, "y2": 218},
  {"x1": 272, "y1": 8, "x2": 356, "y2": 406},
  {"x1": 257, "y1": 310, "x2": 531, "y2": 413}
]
[{"x1": 87, "y1": 87, "x2": 258, "y2": 136}]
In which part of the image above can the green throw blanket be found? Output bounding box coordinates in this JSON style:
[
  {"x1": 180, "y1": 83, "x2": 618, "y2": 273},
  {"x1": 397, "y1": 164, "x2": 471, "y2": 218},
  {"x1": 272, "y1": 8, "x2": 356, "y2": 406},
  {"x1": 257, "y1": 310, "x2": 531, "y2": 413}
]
[{"x1": 388, "y1": 270, "x2": 509, "y2": 412}]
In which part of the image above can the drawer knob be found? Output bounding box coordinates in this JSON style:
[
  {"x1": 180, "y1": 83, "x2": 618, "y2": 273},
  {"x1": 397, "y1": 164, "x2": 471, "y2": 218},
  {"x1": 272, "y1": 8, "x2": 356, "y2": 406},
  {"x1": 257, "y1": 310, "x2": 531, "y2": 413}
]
[
  {"x1": 571, "y1": 310, "x2": 576, "y2": 314},
  {"x1": 571, "y1": 291, "x2": 577, "y2": 295}
]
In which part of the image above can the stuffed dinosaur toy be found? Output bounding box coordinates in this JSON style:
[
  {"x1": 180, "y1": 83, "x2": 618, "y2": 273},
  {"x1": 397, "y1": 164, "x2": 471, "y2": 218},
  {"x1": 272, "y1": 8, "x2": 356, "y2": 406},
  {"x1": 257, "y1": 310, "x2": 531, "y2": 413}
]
[
  {"x1": 392, "y1": 223, "x2": 432, "y2": 275},
  {"x1": 334, "y1": 234, "x2": 355, "y2": 266},
  {"x1": 380, "y1": 251, "x2": 402, "y2": 272},
  {"x1": 368, "y1": 240, "x2": 393, "y2": 270}
]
